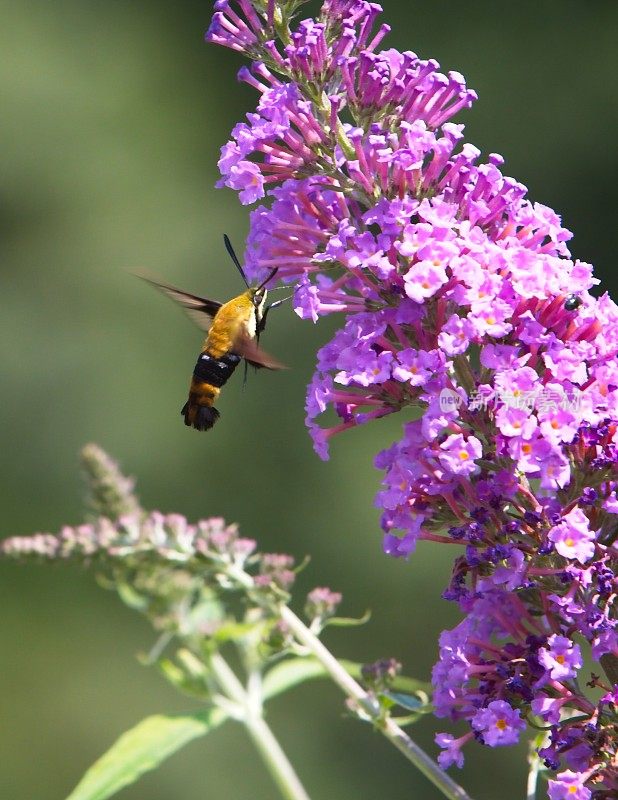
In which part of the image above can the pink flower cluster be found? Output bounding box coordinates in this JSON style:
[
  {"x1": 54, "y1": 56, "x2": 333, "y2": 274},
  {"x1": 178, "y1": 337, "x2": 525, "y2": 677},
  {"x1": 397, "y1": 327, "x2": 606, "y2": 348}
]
[
  {"x1": 1, "y1": 510, "x2": 310, "y2": 611},
  {"x1": 206, "y1": 1, "x2": 618, "y2": 794}
]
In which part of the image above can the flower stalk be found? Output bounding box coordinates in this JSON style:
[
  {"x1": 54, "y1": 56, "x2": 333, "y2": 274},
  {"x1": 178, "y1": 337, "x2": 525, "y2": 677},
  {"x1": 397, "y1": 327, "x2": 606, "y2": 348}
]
[
  {"x1": 2, "y1": 445, "x2": 450, "y2": 799},
  {"x1": 225, "y1": 560, "x2": 472, "y2": 799},
  {"x1": 209, "y1": 652, "x2": 312, "y2": 800},
  {"x1": 278, "y1": 604, "x2": 473, "y2": 800}
]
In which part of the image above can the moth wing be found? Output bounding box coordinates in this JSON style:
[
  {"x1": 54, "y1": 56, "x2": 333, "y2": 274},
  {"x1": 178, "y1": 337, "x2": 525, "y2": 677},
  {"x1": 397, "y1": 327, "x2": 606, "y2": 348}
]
[
  {"x1": 137, "y1": 274, "x2": 222, "y2": 332},
  {"x1": 234, "y1": 330, "x2": 286, "y2": 370}
]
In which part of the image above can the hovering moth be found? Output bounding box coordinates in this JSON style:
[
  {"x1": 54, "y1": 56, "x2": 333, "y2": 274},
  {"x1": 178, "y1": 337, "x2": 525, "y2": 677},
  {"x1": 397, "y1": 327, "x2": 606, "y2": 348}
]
[{"x1": 142, "y1": 235, "x2": 286, "y2": 431}]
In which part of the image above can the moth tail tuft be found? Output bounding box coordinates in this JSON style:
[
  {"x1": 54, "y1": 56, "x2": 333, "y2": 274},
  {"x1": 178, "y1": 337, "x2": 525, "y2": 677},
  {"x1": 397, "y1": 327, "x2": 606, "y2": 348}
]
[{"x1": 181, "y1": 401, "x2": 220, "y2": 431}]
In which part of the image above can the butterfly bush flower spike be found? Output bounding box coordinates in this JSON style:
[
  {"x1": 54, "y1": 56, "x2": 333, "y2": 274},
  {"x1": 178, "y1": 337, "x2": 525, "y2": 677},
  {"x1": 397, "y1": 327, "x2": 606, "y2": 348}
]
[{"x1": 206, "y1": 1, "x2": 618, "y2": 796}]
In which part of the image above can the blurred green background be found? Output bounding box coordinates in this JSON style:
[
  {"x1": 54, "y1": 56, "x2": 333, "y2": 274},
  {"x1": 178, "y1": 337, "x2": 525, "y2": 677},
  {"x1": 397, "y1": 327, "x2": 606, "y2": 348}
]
[{"x1": 1, "y1": 1, "x2": 617, "y2": 798}]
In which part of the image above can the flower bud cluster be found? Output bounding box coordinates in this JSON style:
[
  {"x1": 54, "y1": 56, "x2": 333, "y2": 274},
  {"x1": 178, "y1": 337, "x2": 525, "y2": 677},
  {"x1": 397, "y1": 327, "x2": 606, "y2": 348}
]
[{"x1": 2, "y1": 447, "x2": 348, "y2": 705}]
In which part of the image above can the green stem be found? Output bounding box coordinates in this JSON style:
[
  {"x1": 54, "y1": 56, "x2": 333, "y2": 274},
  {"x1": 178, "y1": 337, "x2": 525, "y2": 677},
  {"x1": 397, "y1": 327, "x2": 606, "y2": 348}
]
[
  {"x1": 526, "y1": 755, "x2": 540, "y2": 800},
  {"x1": 210, "y1": 653, "x2": 312, "y2": 800},
  {"x1": 526, "y1": 737, "x2": 543, "y2": 800},
  {"x1": 278, "y1": 606, "x2": 475, "y2": 800},
  {"x1": 225, "y1": 563, "x2": 473, "y2": 800},
  {"x1": 245, "y1": 711, "x2": 311, "y2": 800}
]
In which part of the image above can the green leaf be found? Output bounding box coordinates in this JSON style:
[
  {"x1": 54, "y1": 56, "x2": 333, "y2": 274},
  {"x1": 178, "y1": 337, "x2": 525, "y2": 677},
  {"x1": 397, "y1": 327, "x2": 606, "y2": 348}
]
[
  {"x1": 213, "y1": 621, "x2": 257, "y2": 644},
  {"x1": 324, "y1": 609, "x2": 371, "y2": 628},
  {"x1": 156, "y1": 658, "x2": 186, "y2": 687},
  {"x1": 150, "y1": 658, "x2": 208, "y2": 700},
  {"x1": 65, "y1": 710, "x2": 227, "y2": 800},
  {"x1": 116, "y1": 581, "x2": 149, "y2": 612},
  {"x1": 263, "y1": 658, "x2": 329, "y2": 698},
  {"x1": 601, "y1": 653, "x2": 618, "y2": 686},
  {"x1": 262, "y1": 657, "x2": 363, "y2": 699},
  {"x1": 262, "y1": 656, "x2": 432, "y2": 700},
  {"x1": 374, "y1": 692, "x2": 431, "y2": 727},
  {"x1": 380, "y1": 691, "x2": 431, "y2": 713}
]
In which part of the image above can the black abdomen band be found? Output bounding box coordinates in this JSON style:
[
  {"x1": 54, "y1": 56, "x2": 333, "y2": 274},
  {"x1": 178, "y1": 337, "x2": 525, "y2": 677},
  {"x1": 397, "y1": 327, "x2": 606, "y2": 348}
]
[{"x1": 193, "y1": 352, "x2": 241, "y2": 388}]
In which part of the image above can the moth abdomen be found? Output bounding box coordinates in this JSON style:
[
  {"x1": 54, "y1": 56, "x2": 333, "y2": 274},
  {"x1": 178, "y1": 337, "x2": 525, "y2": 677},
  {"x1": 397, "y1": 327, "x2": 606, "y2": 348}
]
[
  {"x1": 192, "y1": 351, "x2": 242, "y2": 387},
  {"x1": 181, "y1": 351, "x2": 242, "y2": 430}
]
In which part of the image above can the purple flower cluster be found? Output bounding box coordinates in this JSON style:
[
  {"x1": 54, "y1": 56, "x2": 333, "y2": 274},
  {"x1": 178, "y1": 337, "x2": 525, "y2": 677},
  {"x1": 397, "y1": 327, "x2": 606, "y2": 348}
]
[{"x1": 206, "y1": 1, "x2": 618, "y2": 794}]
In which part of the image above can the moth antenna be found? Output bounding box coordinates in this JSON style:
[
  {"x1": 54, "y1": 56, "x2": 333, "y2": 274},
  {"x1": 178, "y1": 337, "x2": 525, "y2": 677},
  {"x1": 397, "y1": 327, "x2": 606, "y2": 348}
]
[
  {"x1": 223, "y1": 234, "x2": 249, "y2": 287},
  {"x1": 258, "y1": 267, "x2": 279, "y2": 291}
]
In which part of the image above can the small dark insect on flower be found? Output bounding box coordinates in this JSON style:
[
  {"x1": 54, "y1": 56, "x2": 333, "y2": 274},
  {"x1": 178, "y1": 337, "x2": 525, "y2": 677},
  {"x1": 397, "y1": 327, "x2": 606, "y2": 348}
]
[
  {"x1": 140, "y1": 235, "x2": 288, "y2": 431},
  {"x1": 564, "y1": 294, "x2": 583, "y2": 311}
]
